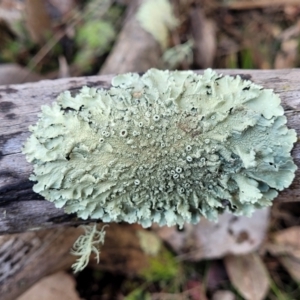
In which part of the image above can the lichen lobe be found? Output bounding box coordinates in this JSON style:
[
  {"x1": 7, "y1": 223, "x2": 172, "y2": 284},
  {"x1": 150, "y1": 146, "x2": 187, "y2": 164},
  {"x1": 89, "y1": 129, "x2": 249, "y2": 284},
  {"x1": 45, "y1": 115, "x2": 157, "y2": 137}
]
[{"x1": 23, "y1": 69, "x2": 297, "y2": 228}]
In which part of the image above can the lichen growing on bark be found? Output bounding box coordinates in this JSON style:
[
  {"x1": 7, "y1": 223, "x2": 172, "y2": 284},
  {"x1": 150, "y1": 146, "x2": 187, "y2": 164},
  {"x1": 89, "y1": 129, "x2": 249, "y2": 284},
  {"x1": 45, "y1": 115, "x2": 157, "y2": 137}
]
[{"x1": 23, "y1": 69, "x2": 297, "y2": 230}]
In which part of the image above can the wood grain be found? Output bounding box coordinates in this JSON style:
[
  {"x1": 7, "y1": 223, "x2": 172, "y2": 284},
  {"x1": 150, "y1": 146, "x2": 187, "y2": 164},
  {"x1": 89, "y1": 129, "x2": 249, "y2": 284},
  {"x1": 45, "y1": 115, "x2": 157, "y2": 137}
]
[{"x1": 1, "y1": 69, "x2": 299, "y2": 234}]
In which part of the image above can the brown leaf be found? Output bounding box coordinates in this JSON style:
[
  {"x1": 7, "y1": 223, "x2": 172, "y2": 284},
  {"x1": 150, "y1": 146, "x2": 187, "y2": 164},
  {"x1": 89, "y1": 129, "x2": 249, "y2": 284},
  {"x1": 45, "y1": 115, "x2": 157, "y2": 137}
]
[
  {"x1": 25, "y1": 0, "x2": 52, "y2": 44},
  {"x1": 224, "y1": 253, "x2": 269, "y2": 300},
  {"x1": 275, "y1": 39, "x2": 299, "y2": 69},
  {"x1": 278, "y1": 256, "x2": 300, "y2": 282},
  {"x1": 48, "y1": 0, "x2": 77, "y2": 17},
  {"x1": 190, "y1": 7, "x2": 216, "y2": 68},
  {"x1": 266, "y1": 226, "x2": 300, "y2": 282},
  {"x1": 0, "y1": 64, "x2": 43, "y2": 84},
  {"x1": 184, "y1": 279, "x2": 208, "y2": 300},
  {"x1": 17, "y1": 271, "x2": 80, "y2": 300},
  {"x1": 267, "y1": 226, "x2": 300, "y2": 259},
  {"x1": 154, "y1": 208, "x2": 270, "y2": 261},
  {"x1": 206, "y1": 261, "x2": 228, "y2": 290},
  {"x1": 0, "y1": 0, "x2": 23, "y2": 34}
]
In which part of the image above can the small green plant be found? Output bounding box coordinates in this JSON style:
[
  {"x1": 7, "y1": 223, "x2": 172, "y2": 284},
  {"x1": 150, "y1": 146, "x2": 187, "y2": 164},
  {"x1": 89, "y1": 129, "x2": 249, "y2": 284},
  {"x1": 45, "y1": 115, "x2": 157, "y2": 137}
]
[
  {"x1": 140, "y1": 249, "x2": 179, "y2": 282},
  {"x1": 74, "y1": 20, "x2": 115, "y2": 71}
]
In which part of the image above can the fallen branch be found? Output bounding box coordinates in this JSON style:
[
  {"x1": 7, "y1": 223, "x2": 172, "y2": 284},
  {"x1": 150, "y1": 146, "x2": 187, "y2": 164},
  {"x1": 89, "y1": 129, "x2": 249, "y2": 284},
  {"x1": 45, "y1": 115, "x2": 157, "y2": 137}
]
[
  {"x1": 0, "y1": 69, "x2": 299, "y2": 234},
  {"x1": 222, "y1": 0, "x2": 300, "y2": 10}
]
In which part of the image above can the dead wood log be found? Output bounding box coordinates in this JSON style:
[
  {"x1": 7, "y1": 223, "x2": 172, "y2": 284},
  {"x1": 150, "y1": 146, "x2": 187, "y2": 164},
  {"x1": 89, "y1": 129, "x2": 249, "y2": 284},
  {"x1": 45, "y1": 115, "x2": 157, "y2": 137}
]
[
  {"x1": 0, "y1": 223, "x2": 152, "y2": 300},
  {"x1": 0, "y1": 69, "x2": 300, "y2": 234},
  {"x1": 0, "y1": 227, "x2": 80, "y2": 300}
]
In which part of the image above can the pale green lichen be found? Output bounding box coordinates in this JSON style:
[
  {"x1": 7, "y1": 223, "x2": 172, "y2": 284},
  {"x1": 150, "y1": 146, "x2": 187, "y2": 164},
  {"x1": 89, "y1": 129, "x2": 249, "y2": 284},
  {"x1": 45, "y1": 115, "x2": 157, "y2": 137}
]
[
  {"x1": 71, "y1": 224, "x2": 107, "y2": 273},
  {"x1": 23, "y1": 69, "x2": 297, "y2": 231}
]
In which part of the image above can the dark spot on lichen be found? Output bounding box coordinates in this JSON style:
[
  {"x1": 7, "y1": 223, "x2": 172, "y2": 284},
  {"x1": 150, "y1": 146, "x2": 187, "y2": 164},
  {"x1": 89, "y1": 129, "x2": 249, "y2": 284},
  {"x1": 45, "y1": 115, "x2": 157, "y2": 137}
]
[
  {"x1": 0, "y1": 101, "x2": 15, "y2": 113},
  {"x1": 191, "y1": 130, "x2": 201, "y2": 138},
  {"x1": 221, "y1": 199, "x2": 230, "y2": 207}
]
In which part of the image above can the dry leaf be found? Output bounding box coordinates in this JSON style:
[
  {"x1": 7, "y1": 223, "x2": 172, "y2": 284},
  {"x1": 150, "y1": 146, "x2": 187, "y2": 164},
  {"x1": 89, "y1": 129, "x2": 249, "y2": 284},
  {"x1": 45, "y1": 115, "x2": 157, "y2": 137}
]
[
  {"x1": 154, "y1": 208, "x2": 270, "y2": 261},
  {"x1": 58, "y1": 56, "x2": 70, "y2": 78},
  {"x1": 25, "y1": 0, "x2": 52, "y2": 44},
  {"x1": 278, "y1": 20, "x2": 300, "y2": 41},
  {"x1": 267, "y1": 226, "x2": 300, "y2": 259},
  {"x1": 266, "y1": 226, "x2": 300, "y2": 282},
  {"x1": 0, "y1": 64, "x2": 43, "y2": 84},
  {"x1": 0, "y1": 0, "x2": 23, "y2": 34},
  {"x1": 190, "y1": 7, "x2": 216, "y2": 68},
  {"x1": 17, "y1": 271, "x2": 80, "y2": 300},
  {"x1": 48, "y1": 0, "x2": 77, "y2": 17},
  {"x1": 278, "y1": 256, "x2": 300, "y2": 282},
  {"x1": 275, "y1": 39, "x2": 299, "y2": 69},
  {"x1": 224, "y1": 253, "x2": 269, "y2": 300},
  {"x1": 184, "y1": 279, "x2": 208, "y2": 300},
  {"x1": 206, "y1": 261, "x2": 228, "y2": 290}
]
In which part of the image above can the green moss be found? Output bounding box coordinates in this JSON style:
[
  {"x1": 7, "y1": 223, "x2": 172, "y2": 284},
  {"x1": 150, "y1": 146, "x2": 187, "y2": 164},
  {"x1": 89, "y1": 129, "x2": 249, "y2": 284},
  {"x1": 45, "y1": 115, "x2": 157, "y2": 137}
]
[
  {"x1": 124, "y1": 288, "x2": 151, "y2": 300},
  {"x1": 74, "y1": 20, "x2": 115, "y2": 71},
  {"x1": 140, "y1": 248, "x2": 179, "y2": 282}
]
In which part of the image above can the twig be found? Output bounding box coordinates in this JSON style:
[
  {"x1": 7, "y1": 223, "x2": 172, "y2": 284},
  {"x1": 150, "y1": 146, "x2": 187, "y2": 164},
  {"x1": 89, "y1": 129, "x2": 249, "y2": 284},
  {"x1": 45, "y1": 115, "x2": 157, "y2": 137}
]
[{"x1": 222, "y1": 0, "x2": 300, "y2": 10}]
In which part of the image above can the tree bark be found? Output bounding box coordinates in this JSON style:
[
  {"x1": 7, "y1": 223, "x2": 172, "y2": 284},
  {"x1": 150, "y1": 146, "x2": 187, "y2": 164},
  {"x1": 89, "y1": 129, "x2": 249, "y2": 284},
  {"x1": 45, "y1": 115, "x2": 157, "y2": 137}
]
[
  {"x1": 1, "y1": 69, "x2": 299, "y2": 234},
  {"x1": 0, "y1": 227, "x2": 80, "y2": 300}
]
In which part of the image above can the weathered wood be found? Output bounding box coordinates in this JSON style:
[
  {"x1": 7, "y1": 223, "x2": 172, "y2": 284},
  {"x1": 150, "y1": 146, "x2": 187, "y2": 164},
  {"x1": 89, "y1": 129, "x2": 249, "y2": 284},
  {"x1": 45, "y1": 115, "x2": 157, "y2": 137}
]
[
  {"x1": 0, "y1": 223, "x2": 151, "y2": 300},
  {"x1": 1, "y1": 69, "x2": 300, "y2": 234},
  {"x1": 0, "y1": 227, "x2": 80, "y2": 300}
]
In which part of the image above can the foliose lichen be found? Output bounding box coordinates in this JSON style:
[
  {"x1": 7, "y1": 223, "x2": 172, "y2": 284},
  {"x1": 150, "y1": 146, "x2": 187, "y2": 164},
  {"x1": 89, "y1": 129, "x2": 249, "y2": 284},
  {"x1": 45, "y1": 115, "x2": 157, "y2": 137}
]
[{"x1": 23, "y1": 69, "x2": 297, "y2": 230}]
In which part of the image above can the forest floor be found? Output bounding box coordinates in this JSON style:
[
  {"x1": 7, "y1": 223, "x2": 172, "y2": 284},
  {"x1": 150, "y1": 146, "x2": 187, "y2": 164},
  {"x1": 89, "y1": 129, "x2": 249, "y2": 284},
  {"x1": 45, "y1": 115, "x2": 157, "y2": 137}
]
[{"x1": 1, "y1": 0, "x2": 300, "y2": 299}]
